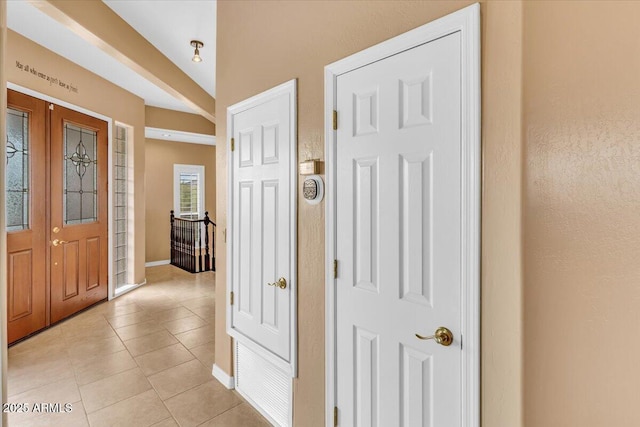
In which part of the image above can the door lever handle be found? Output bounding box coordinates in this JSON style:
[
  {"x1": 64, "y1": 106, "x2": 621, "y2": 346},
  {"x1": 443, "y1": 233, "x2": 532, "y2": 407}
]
[
  {"x1": 51, "y1": 239, "x2": 69, "y2": 247},
  {"x1": 267, "y1": 277, "x2": 287, "y2": 289},
  {"x1": 415, "y1": 326, "x2": 454, "y2": 346}
]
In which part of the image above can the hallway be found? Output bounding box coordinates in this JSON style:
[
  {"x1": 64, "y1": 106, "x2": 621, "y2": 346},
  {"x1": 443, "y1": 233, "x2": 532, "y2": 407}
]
[{"x1": 6, "y1": 265, "x2": 268, "y2": 427}]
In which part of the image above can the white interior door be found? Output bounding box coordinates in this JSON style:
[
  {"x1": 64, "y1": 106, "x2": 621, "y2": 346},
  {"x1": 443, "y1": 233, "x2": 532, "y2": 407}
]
[
  {"x1": 229, "y1": 81, "x2": 296, "y2": 366},
  {"x1": 335, "y1": 32, "x2": 463, "y2": 426}
]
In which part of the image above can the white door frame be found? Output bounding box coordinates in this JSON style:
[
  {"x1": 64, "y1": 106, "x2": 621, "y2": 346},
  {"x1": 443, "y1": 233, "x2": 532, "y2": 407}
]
[
  {"x1": 226, "y1": 79, "x2": 298, "y2": 377},
  {"x1": 324, "y1": 4, "x2": 481, "y2": 426}
]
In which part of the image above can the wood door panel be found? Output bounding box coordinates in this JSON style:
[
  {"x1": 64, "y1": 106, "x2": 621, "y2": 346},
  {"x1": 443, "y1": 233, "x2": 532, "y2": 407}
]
[
  {"x1": 86, "y1": 237, "x2": 100, "y2": 290},
  {"x1": 62, "y1": 241, "x2": 80, "y2": 300},
  {"x1": 8, "y1": 249, "x2": 34, "y2": 321},
  {"x1": 6, "y1": 90, "x2": 47, "y2": 344}
]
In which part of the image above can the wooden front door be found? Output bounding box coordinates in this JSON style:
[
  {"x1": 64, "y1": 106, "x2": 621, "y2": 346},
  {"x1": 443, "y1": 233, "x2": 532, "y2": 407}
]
[
  {"x1": 6, "y1": 91, "x2": 109, "y2": 342},
  {"x1": 6, "y1": 90, "x2": 47, "y2": 344},
  {"x1": 49, "y1": 105, "x2": 108, "y2": 324}
]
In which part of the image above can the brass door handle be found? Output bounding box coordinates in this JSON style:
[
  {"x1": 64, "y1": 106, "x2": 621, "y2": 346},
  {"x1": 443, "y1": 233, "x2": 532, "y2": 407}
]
[
  {"x1": 51, "y1": 239, "x2": 69, "y2": 247},
  {"x1": 415, "y1": 327, "x2": 454, "y2": 346},
  {"x1": 267, "y1": 277, "x2": 287, "y2": 289}
]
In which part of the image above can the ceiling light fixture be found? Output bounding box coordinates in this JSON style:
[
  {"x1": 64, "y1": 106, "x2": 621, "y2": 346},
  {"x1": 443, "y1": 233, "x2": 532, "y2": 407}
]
[{"x1": 190, "y1": 40, "x2": 204, "y2": 63}]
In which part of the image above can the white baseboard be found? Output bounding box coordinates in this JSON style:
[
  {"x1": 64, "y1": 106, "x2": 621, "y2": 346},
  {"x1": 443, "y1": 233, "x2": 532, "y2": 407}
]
[
  {"x1": 145, "y1": 259, "x2": 170, "y2": 267},
  {"x1": 212, "y1": 364, "x2": 235, "y2": 389}
]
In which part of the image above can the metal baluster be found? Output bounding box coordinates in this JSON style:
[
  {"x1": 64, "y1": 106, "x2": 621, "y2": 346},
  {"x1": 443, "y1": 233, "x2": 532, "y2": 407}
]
[
  {"x1": 198, "y1": 219, "x2": 203, "y2": 273},
  {"x1": 204, "y1": 212, "x2": 211, "y2": 271},
  {"x1": 187, "y1": 220, "x2": 190, "y2": 271},
  {"x1": 178, "y1": 219, "x2": 184, "y2": 268},
  {"x1": 170, "y1": 211, "x2": 175, "y2": 266},
  {"x1": 212, "y1": 223, "x2": 216, "y2": 271},
  {"x1": 190, "y1": 220, "x2": 194, "y2": 273}
]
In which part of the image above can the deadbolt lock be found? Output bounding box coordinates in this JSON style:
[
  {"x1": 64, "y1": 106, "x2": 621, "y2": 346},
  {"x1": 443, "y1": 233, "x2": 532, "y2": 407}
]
[{"x1": 52, "y1": 226, "x2": 60, "y2": 234}]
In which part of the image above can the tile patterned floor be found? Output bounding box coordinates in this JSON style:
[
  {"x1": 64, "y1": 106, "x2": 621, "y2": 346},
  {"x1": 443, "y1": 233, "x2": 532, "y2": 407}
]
[{"x1": 7, "y1": 265, "x2": 270, "y2": 427}]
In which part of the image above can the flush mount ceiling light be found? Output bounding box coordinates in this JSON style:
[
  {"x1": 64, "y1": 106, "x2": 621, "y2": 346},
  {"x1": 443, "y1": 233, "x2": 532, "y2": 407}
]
[{"x1": 190, "y1": 40, "x2": 204, "y2": 63}]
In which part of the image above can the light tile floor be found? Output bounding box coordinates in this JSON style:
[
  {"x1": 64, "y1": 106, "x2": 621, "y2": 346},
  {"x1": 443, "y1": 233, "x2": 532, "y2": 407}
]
[{"x1": 7, "y1": 265, "x2": 270, "y2": 427}]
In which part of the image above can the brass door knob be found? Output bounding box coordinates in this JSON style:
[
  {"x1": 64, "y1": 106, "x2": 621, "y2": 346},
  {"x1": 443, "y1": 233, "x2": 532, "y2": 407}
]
[
  {"x1": 415, "y1": 326, "x2": 454, "y2": 346},
  {"x1": 51, "y1": 239, "x2": 69, "y2": 247}
]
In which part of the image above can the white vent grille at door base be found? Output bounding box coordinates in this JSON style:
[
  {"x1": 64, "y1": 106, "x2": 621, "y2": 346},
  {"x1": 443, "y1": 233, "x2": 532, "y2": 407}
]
[{"x1": 236, "y1": 341, "x2": 290, "y2": 426}]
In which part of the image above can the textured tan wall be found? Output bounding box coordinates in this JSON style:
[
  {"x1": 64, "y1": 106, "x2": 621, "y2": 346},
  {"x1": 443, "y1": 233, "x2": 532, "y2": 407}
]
[
  {"x1": 5, "y1": 30, "x2": 146, "y2": 284},
  {"x1": 216, "y1": 2, "x2": 524, "y2": 426},
  {"x1": 145, "y1": 106, "x2": 216, "y2": 135},
  {"x1": 523, "y1": 2, "x2": 640, "y2": 426},
  {"x1": 145, "y1": 139, "x2": 216, "y2": 263},
  {"x1": 481, "y1": 1, "x2": 524, "y2": 424}
]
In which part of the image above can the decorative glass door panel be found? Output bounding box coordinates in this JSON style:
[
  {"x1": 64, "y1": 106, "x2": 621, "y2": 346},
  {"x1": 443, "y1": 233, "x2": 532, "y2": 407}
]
[
  {"x1": 6, "y1": 108, "x2": 30, "y2": 231},
  {"x1": 63, "y1": 123, "x2": 98, "y2": 225}
]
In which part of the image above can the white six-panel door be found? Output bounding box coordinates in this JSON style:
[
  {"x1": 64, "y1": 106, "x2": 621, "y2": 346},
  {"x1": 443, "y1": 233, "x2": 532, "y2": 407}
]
[
  {"x1": 335, "y1": 32, "x2": 463, "y2": 426},
  {"x1": 229, "y1": 81, "x2": 296, "y2": 366}
]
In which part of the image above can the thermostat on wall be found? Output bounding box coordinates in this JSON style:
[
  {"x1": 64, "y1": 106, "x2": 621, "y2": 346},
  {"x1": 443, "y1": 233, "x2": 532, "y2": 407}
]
[{"x1": 303, "y1": 175, "x2": 324, "y2": 205}]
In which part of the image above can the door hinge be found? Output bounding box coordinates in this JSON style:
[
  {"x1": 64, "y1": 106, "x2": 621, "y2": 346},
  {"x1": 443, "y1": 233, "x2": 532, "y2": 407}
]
[
  {"x1": 230, "y1": 291, "x2": 234, "y2": 305},
  {"x1": 334, "y1": 406, "x2": 338, "y2": 426},
  {"x1": 49, "y1": 104, "x2": 54, "y2": 111},
  {"x1": 230, "y1": 137, "x2": 235, "y2": 152},
  {"x1": 333, "y1": 260, "x2": 338, "y2": 279},
  {"x1": 223, "y1": 228, "x2": 227, "y2": 243},
  {"x1": 332, "y1": 110, "x2": 338, "y2": 130}
]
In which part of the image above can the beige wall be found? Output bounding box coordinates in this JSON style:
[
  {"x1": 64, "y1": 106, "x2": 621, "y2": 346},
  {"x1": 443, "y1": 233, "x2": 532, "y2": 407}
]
[
  {"x1": 216, "y1": 2, "x2": 524, "y2": 426},
  {"x1": 523, "y1": 2, "x2": 640, "y2": 426},
  {"x1": 6, "y1": 30, "x2": 146, "y2": 285},
  {"x1": 145, "y1": 139, "x2": 216, "y2": 263}
]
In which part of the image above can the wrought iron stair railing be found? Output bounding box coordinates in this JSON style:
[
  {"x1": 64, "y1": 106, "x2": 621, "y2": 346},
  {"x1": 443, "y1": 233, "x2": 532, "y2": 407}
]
[{"x1": 170, "y1": 210, "x2": 216, "y2": 273}]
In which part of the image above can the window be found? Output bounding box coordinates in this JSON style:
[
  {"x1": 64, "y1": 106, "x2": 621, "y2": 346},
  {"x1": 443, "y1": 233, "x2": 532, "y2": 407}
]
[
  {"x1": 174, "y1": 164, "x2": 205, "y2": 219},
  {"x1": 114, "y1": 124, "x2": 131, "y2": 289}
]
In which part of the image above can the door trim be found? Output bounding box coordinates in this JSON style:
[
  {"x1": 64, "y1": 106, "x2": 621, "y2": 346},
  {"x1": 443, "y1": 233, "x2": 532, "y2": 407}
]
[
  {"x1": 323, "y1": 4, "x2": 481, "y2": 426},
  {"x1": 226, "y1": 79, "x2": 298, "y2": 377}
]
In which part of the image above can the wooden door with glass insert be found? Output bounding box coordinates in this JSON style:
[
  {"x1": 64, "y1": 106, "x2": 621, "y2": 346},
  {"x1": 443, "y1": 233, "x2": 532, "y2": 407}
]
[
  {"x1": 6, "y1": 90, "x2": 47, "y2": 343},
  {"x1": 49, "y1": 105, "x2": 108, "y2": 323}
]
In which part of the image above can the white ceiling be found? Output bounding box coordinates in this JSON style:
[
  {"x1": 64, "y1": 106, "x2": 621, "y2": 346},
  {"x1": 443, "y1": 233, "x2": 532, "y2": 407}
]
[{"x1": 6, "y1": 0, "x2": 216, "y2": 117}]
